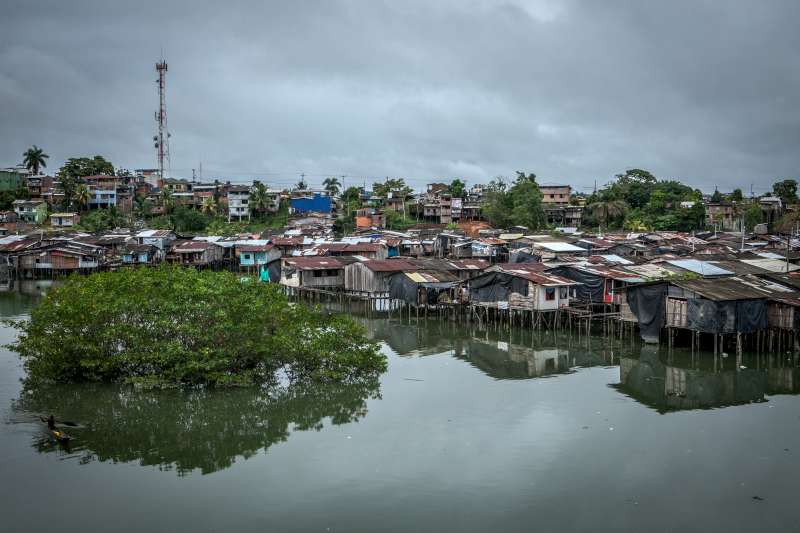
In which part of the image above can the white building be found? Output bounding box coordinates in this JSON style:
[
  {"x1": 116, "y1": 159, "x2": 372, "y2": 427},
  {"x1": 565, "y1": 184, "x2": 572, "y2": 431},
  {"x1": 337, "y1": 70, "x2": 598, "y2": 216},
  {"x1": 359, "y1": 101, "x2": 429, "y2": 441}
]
[{"x1": 228, "y1": 186, "x2": 250, "y2": 221}]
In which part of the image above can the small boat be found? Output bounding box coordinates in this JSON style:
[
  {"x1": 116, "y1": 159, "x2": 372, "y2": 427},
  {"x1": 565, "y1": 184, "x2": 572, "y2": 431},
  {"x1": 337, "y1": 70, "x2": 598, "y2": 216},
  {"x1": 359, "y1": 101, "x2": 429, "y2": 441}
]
[
  {"x1": 40, "y1": 417, "x2": 72, "y2": 443},
  {"x1": 49, "y1": 428, "x2": 71, "y2": 443}
]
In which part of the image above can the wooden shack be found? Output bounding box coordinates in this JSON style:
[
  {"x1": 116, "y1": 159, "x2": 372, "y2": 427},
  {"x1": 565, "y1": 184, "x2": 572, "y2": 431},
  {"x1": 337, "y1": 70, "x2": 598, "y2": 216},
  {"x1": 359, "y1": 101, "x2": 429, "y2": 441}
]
[
  {"x1": 280, "y1": 256, "x2": 353, "y2": 290},
  {"x1": 344, "y1": 259, "x2": 419, "y2": 296}
]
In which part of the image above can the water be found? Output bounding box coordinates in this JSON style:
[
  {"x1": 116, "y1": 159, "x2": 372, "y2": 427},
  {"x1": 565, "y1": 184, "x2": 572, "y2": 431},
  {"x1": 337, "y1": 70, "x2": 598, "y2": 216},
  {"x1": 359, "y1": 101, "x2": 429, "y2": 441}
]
[{"x1": 2, "y1": 288, "x2": 800, "y2": 532}]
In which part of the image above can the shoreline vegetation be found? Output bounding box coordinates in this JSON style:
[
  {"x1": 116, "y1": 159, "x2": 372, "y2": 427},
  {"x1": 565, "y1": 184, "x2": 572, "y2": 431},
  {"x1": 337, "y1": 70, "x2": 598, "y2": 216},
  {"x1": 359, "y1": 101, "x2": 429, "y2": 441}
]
[{"x1": 6, "y1": 266, "x2": 387, "y2": 389}]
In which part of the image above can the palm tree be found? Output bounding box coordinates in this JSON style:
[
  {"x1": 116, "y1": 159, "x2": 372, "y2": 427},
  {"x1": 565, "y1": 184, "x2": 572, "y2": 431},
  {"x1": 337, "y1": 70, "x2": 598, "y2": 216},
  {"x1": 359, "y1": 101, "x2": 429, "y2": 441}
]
[
  {"x1": 201, "y1": 195, "x2": 218, "y2": 216},
  {"x1": 249, "y1": 182, "x2": 268, "y2": 218},
  {"x1": 159, "y1": 186, "x2": 174, "y2": 214},
  {"x1": 587, "y1": 199, "x2": 627, "y2": 227},
  {"x1": 75, "y1": 184, "x2": 91, "y2": 212},
  {"x1": 322, "y1": 177, "x2": 341, "y2": 196},
  {"x1": 23, "y1": 145, "x2": 49, "y2": 175}
]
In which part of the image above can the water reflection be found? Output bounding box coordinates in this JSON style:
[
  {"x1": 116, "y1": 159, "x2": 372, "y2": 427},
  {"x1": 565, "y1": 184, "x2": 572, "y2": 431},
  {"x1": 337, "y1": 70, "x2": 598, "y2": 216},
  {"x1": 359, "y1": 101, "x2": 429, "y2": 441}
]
[
  {"x1": 14, "y1": 378, "x2": 380, "y2": 475},
  {"x1": 616, "y1": 346, "x2": 773, "y2": 412},
  {"x1": 360, "y1": 316, "x2": 630, "y2": 379}
]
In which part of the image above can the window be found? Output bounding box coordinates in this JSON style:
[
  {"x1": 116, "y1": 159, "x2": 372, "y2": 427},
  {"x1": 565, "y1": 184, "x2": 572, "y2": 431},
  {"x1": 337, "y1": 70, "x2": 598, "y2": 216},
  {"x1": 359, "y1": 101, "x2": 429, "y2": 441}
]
[
  {"x1": 243, "y1": 254, "x2": 251, "y2": 260},
  {"x1": 313, "y1": 270, "x2": 323, "y2": 277},
  {"x1": 559, "y1": 287, "x2": 567, "y2": 299},
  {"x1": 545, "y1": 287, "x2": 556, "y2": 301}
]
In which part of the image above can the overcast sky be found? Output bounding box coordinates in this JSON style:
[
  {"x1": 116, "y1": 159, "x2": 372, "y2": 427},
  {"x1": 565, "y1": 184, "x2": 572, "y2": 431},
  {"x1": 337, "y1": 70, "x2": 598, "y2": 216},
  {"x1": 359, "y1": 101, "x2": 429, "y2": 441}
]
[{"x1": 1, "y1": 0, "x2": 799, "y2": 193}]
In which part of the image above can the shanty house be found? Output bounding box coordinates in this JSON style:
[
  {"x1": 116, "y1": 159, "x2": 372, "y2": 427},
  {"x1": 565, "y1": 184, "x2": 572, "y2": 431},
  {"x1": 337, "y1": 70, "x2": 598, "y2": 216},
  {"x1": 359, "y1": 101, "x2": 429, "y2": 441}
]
[
  {"x1": 280, "y1": 256, "x2": 351, "y2": 289},
  {"x1": 16, "y1": 241, "x2": 104, "y2": 273},
  {"x1": 168, "y1": 240, "x2": 224, "y2": 266},
  {"x1": 235, "y1": 241, "x2": 281, "y2": 269},
  {"x1": 344, "y1": 259, "x2": 420, "y2": 295},
  {"x1": 136, "y1": 229, "x2": 176, "y2": 251},
  {"x1": 121, "y1": 243, "x2": 159, "y2": 265},
  {"x1": 389, "y1": 270, "x2": 462, "y2": 306},
  {"x1": 469, "y1": 264, "x2": 578, "y2": 311},
  {"x1": 549, "y1": 264, "x2": 643, "y2": 304}
]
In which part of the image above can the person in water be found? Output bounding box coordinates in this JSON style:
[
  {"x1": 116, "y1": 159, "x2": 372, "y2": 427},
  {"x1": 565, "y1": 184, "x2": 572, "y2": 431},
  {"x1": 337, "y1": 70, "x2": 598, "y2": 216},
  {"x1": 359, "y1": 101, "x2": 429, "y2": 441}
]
[{"x1": 47, "y1": 415, "x2": 55, "y2": 430}]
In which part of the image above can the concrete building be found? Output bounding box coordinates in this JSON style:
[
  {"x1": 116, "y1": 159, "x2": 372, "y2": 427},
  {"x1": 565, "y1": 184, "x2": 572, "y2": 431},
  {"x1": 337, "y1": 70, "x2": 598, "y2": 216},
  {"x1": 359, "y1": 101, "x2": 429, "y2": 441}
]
[
  {"x1": 227, "y1": 185, "x2": 251, "y2": 221},
  {"x1": 539, "y1": 184, "x2": 571, "y2": 205}
]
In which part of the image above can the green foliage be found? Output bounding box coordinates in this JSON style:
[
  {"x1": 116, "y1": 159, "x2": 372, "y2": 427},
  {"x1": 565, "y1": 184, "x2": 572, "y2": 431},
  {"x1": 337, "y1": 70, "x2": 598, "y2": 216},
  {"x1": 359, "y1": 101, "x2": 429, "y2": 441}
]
[
  {"x1": 341, "y1": 186, "x2": 361, "y2": 205},
  {"x1": 322, "y1": 177, "x2": 341, "y2": 196},
  {"x1": 373, "y1": 178, "x2": 412, "y2": 198},
  {"x1": 584, "y1": 170, "x2": 705, "y2": 231},
  {"x1": 8, "y1": 266, "x2": 386, "y2": 387},
  {"x1": 17, "y1": 377, "x2": 380, "y2": 475},
  {"x1": 710, "y1": 189, "x2": 723, "y2": 202},
  {"x1": 481, "y1": 174, "x2": 545, "y2": 230},
  {"x1": 0, "y1": 187, "x2": 30, "y2": 210},
  {"x1": 448, "y1": 179, "x2": 466, "y2": 198},
  {"x1": 248, "y1": 182, "x2": 268, "y2": 216},
  {"x1": 57, "y1": 156, "x2": 114, "y2": 210},
  {"x1": 772, "y1": 179, "x2": 798, "y2": 205},
  {"x1": 744, "y1": 202, "x2": 762, "y2": 231},
  {"x1": 78, "y1": 209, "x2": 124, "y2": 233},
  {"x1": 729, "y1": 188, "x2": 744, "y2": 202},
  {"x1": 170, "y1": 206, "x2": 210, "y2": 233},
  {"x1": 481, "y1": 177, "x2": 513, "y2": 228},
  {"x1": 384, "y1": 209, "x2": 416, "y2": 230},
  {"x1": 23, "y1": 145, "x2": 49, "y2": 174},
  {"x1": 58, "y1": 156, "x2": 114, "y2": 179}
]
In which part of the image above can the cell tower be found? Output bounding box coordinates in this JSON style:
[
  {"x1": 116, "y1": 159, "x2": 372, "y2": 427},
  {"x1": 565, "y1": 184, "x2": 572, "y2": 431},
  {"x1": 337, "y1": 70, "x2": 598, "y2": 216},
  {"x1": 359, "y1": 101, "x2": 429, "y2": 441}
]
[{"x1": 154, "y1": 60, "x2": 170, "y2": 185}]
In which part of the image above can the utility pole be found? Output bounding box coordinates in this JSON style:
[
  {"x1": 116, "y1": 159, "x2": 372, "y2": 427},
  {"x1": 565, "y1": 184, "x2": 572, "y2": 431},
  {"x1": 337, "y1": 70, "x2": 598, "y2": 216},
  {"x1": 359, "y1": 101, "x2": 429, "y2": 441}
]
[{"x1": 154, "y1": 59, "x2": 169, "y2": 186}]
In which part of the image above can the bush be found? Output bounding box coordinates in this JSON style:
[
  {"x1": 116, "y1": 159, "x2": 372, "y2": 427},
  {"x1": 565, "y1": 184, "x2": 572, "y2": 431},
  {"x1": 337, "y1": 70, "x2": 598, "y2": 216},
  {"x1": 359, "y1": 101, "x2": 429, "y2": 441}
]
[{"x1": 8, "y1": 266, "x2": 386, "y2": 387}]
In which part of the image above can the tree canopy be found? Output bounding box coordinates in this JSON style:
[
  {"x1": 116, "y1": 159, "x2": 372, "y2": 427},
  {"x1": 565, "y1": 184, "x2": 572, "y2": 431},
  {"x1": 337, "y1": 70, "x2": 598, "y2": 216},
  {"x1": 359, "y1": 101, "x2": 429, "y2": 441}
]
[
  {"x1": 583, "y1": 169, "x2": 705, "y2": 231},
  {"x1": 373, "y1": 178, "x2": 412, "y2": 197},
  {"x1": 772, "y1": 179, "x2": 798, "y2": 205},
  {"x1": 448, "y1": 179, "x2": 466, "y2": 198},
  {"x1": 9, "y1": 266, "x2": 386, "y2": 388},
  {"x1": 481, "y1": 173, "x2": 545, "y2": 230},
  {"x1": 23, "y1": 145, "x2": 49, "y2": 175}
]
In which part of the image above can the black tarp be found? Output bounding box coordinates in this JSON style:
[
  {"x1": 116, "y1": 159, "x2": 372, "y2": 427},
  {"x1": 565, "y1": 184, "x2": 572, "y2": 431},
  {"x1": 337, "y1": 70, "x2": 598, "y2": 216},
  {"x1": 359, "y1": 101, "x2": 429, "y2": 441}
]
[
  {"x1": 509, "y1": 251, "x2": 540, "y2": 264},
  {"x1": 468, "y1": 272, "x2": 529, "y2": 303},
  {"x1": 626, "y1": 283, "x2": 666, "y2": 343},
  {"x1": 389, "y1": 273, "x2": 458, "y2": 305},
  {"x1": 686, "y1": 298, "x2": 767, "y2": 334},
  {"x1": 548, "y1": 266, "x2": 604, "y2": 302}
]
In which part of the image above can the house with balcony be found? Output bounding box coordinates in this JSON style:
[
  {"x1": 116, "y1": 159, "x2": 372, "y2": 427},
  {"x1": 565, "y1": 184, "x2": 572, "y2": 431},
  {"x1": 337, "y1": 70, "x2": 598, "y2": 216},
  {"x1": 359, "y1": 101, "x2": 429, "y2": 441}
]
[
  {"x1": 227, "y1": 185, "x2": 251, "y2": 221},
  {"x1": 12, "y1": 199, "x2": 47, "y2": 224}
]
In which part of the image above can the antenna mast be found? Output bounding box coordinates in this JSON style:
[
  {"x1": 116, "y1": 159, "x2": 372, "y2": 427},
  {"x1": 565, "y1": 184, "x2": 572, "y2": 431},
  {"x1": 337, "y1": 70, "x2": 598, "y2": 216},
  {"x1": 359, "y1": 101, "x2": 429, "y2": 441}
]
[{"x1": 154, "y1": 60, "x2": 169, "y2": 185}]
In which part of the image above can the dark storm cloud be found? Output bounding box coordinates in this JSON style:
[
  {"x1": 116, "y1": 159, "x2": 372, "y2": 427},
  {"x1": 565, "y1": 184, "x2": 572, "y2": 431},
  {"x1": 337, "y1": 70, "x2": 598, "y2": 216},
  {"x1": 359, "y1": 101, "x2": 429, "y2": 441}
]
[{"x1": 1, "y1": 0, "x2": 799, "y2": 192}]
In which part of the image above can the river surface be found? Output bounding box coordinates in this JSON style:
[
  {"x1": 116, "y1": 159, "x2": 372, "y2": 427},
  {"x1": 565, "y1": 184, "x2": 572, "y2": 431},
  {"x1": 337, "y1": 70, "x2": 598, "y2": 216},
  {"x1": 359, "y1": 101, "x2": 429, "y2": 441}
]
[{"x1": 2, "y1": 284, "x2": 800, "y2": 532}]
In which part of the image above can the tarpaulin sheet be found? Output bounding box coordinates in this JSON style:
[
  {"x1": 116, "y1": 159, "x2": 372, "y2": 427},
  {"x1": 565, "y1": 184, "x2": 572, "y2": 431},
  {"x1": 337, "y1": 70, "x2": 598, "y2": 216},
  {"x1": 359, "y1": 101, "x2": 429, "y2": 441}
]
[
  {"x1": 469, "y1": 272, "x2": 529, "y2": 303},
  {"x1": 685, "y1": 298, "x2": 767, "y2": 333},
  {"x1": 389, "y1": 273, "x2": 457, "y2": 305},
  {"x1": 548, "y1": 266, "x2": 603, "y2": 302},
  {"x1": 626, "y1": 283, "x2": 666, "y2": 343},
  {"x1": 510, "y1": 251, "x2": 540, "y2": 264}
]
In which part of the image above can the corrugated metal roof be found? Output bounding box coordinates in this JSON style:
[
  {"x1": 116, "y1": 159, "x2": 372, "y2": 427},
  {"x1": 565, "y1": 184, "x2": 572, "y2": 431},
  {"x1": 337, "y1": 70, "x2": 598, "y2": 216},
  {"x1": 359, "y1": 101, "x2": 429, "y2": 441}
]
[
  {"x1": 533, "y1": 241, "x2": 585, "y2": 252},
  {"x1": 672, "y1": 276, "x2": 791, "y2": 301},
  {"x1": 739, "y1": 259, "x2": 800, "y2": 273},
  {"x1": 284, "y1": 257, "x2": 345, "y2": 269},
  {"x1": 597, "y1": 254, "x2": 633, "y2": 265},
  {"x1": 359, "y1": 259, "x2": 420, "y2": 272},
  {"x1": 665, "y1": 259, "x2": 733, "y2": 277}
]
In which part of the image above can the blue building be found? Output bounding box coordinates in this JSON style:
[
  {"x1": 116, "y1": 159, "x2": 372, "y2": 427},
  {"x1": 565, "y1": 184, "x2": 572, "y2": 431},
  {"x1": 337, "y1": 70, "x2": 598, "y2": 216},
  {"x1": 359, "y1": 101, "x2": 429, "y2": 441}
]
[{"x1": 289, "y1": 192, "x2": 332, "y2": 214}]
